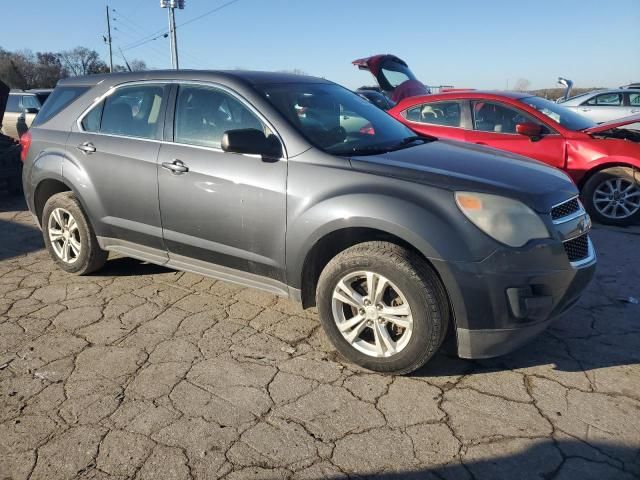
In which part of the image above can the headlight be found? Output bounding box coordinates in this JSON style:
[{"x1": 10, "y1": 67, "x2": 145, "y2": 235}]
[{"x1": 455, "y1": 192, "x2": 549, "y2": 247}]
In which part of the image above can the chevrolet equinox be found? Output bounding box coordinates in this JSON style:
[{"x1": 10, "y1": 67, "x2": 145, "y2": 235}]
[{"x1": 21, "y1": 71, "x2": 596, "y2": 374}]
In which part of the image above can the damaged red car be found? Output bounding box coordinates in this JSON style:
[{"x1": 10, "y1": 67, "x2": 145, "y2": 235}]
[{"x1": 355, "y1": 55, "x2": 640, "y2": 226}]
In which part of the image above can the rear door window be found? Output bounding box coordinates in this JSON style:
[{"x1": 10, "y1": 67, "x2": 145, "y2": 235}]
[
  {"x1": 22, "y1": 95, "x2": 40, "y2": 110},
  {"x1": 404, "y1": 101, "x2": 463, "y2": 127},
  {"x1": 627, "y1": 92, "x2": 640, "y2": 106},
  {"x1": 32, "y1": 86, "x2": 89, "y2": 126},
  {"x1": 98, "y1": 84, "x2": 167, "y2": 140}
]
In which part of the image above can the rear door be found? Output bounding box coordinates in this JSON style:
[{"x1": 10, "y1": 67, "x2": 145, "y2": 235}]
[
  {"x1": 66, "y1": 82, "x2": 169, "y2": 256},
  {"x1": 399, "y1": 100, "x2": 468, "y2": 141},
  {"x1": 625, "y1": 91, "x2": 640, "y2": 116},
  {"x1": 157, "y1": 83, "x2": 287, "y2": 282},
  {"x1": 468, "y1": 100, "x2": 566, "y2": 169}
]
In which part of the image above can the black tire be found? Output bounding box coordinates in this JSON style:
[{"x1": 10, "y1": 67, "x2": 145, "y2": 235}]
[
  {"x1": 42, "y1": 192, "x2": 108, "y2": 275},
  {"x1": 581, "y1": 167, "x2": 640, "y2": 226},
  {"x1": 316, "y1": 241, "x2": 450, "y2": 375}
]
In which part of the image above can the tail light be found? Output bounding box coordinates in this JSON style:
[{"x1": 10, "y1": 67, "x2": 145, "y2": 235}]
[{"x1": 19, "y1": 131, "x2": 32, "y2": 163}]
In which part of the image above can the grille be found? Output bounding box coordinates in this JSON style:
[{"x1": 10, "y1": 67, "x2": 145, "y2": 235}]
[
  {"x1": 563, "y1": 234, "x2": 590, "y2": 263},
  {"x1": 552, "y1": 198, "x2": 581, "y2": 221}
]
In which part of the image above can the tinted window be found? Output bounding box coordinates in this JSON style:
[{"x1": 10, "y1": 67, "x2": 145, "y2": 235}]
[
  {"x1": 404, "y1": 101, "x2": 462, "y2": 127},
  {"x1": 522, "y1": 96, "x2": 596, "y2": 131},
  {"x1": 256, "y1": 83, "x2": 422, "y2": 156},
  {"x1": 32, "y1": 86, "x2": 89, "y2": 126},
  {"x1": 6, "y1": 95, "x2": 20, "y2": 113},
  {"x1": 81, "y1": 101, "x2": 104, "y2": 132},
  {"x1": 472, "y1": 101, "x2": 547, "y2": 134},
  {"x1": 101, "y1": 84, "x2": 166, "y2": 139},
  {"x1": 174, "y1": 85, "x2": 266, "y2": 149},
  {"x1": 586, "y1": 93, "x2": 622, "y2": 106},
  {"x1": 22, "y1": 95, "x2": 40, "y2": 110},
  {"x1": 628, "y1": 93, "x2": 640, "y2": 105}
]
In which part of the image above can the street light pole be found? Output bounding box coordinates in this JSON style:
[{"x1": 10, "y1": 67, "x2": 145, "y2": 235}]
[{"x1": 160, "y1": 0, "x2": 184, "y2": 70}]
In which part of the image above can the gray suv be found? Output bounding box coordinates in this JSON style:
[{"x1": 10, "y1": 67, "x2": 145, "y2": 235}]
[{"x1": 22, "y1": 71, "x2": 596, "y2": 374}]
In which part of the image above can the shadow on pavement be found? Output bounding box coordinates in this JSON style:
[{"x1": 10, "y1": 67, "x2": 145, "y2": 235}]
[
  {"x1": 352, "y1": 439, "x2": 637, "y2": 480},
  {"x1": 99, "y1": 256, "x2": 171, "y2": 277}
]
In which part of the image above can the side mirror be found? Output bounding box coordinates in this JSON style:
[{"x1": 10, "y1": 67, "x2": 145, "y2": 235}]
[
  {"x1": 516, "y1": 122, "x2": 543, "y2": 138},
  {"x1": 221, "y1": 128, "x2": 282, "y2": 159},
  {"x1": 23, "y1": 107, "x2": 39, "y2": 115}
]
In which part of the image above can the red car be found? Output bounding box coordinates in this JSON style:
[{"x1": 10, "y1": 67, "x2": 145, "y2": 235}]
[{"x1": 355, "y1": 55, "x2": 640, "y2": 226}]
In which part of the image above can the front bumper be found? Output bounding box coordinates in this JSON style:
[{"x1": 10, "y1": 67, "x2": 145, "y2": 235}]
[{"x1": 432, "y1": 237, "x2": 596, "y2": 359}]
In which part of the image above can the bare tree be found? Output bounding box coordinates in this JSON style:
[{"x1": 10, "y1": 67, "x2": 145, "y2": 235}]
[
  {"x1": 513, "y1": 78, "x2": 531, "y2": 92},
  {"x1": 57, "y1": 47, "x2": 108, "y2": 76}
]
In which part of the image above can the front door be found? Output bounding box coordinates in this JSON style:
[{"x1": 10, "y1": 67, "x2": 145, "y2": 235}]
[
  {"x1": 157, "y1": 83, "x2": 287, "y2": 282},
  {"x1": 468, "y1": 100, "x2": 566, "y2": 169},
  {"x1": 66, "y1": 82, "x2": 170, "y2": 255}
]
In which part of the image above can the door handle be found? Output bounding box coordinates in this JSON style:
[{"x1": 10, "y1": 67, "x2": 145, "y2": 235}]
[
  {"x1": 631, "y1": 109, "x2": 640, "y2": 113},
  {"x1": 161, "y1": 159, "x2": 189, "y2": 174},
  {"x1": 76, "y1": 142, "x2": 96, "y2": 154},
  {"x1": 475, "y1": 142, "x2": 488, "y2": 145},
  {"x1": 580, "y1": 108, "x2": 591, "y2": 112}
]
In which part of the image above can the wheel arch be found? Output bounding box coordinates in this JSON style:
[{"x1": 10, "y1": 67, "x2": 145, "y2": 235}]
[
  {"x1": 577, "y1": 159, "x2": 640, "y2": 189},
  {"x1": 33, "y1": 178, "x2": 72, "y2": 226}
]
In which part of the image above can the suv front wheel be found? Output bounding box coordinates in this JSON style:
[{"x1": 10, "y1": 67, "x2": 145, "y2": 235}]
[
  {"x1": 42, "y1": 192, "x2": 108, "y2": 275},
  {"x1": 316, "y1": 241, "x2": 449, "y2": 374}
]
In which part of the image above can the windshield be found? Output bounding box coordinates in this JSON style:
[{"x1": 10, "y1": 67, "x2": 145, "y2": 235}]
[
  {"x1": 256, "y1": 82, "x2": 428, "y2": 156},
  {"x1": 522, "y1": 96, "x2": 596, "y2": 131}
]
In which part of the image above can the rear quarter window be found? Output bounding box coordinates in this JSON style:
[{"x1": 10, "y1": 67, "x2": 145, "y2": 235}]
[{"x1": 31, "y1": 86, "x2": 90, "y2": 127}]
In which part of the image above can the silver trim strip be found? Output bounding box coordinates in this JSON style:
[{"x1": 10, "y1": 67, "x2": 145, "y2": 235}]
[
  {"x1": 75, "y1": 79, "x2": 288, "y2": 160},
  {"x1": 569, "y1": 237, "x2": 596, "y2": 268},
  {"x1": 551, "y1": 195, "x2": 586, "y2": 224}
]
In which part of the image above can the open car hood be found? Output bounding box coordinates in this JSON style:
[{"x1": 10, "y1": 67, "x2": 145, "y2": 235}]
[
  {"x1": 352, "y1": 54, "x2": 428, "y2": 103},
  {"x1": 583, "y1": 114, "x2": 640, "y2": 133}
]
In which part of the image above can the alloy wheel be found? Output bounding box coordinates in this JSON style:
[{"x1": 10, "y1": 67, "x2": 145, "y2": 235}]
[
  {"x1": 331, "y1": 271, "x2": 413, "y2": 358},
  {"x1": 593, "y1": 177, "x2": 640, "y2": 219},
  {"x1": 48, "y1": 207, "x2": 81, "y2": 264}
]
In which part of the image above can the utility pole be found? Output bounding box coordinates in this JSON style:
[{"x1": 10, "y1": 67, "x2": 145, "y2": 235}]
[
  {"x1": 160, "y1": 0, "x2": 185, "y2": 70},
  {"x1": 105, "y1": 5, "x2": 113, "y2": 73}
]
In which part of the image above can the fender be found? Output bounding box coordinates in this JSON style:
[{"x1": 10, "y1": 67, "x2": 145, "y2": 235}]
[
  {"x1": 285, "y1": 191, "x2": 498, "y2": 290},
  {"x1": 25, "y1": 149, "x2": 66, "y2": 219},
  {"x1": 566, "y1": 138, "x2": 640, "y2": 184}
]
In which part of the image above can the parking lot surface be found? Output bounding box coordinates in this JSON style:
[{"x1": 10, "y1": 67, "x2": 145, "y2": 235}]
[{"x1": 1, "y1": 193, "x2": 639, "y2": 480}]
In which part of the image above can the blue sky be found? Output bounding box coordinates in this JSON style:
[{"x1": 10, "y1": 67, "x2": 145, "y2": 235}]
[{"x1": 2, "y1": 0, "x2": 639, "y2": 90}]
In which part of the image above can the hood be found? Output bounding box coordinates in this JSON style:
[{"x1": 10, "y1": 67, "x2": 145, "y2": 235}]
[
  {"x1": 0, "y1": 81, "x2": 9, "y2": 128},
  {"x1": 349, "y1": 140, "x2": 578, "y2": 213},
  {"x1": 583, "y1": 114, "x2": 640, "y2": 134},
  {"x1": 352, "y1": 54, "x2": 429, "y2": 102}
]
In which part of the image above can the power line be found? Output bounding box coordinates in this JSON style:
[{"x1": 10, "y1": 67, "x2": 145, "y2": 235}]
[
  {"x1": 120, "y1": 0, "x2": 242, "y2": 52},
  {"x1": 112, "y1": 12, "x2": 208, "y2": 69}
]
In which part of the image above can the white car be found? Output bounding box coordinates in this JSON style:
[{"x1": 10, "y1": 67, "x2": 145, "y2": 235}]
[{"x1": 558, "y1": 89, "x2": 640, "y2": 127}]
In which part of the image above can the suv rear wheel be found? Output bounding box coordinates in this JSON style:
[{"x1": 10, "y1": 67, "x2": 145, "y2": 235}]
[
  {"x1": 582, "y1": 167, "x2": 640, "y2": 226},
  {"x1": 42, "y1": 192, "x2": 108, "y2": 275},
  {"x1": 316, "y1": 241, "x2": 449, "y2": 374}
]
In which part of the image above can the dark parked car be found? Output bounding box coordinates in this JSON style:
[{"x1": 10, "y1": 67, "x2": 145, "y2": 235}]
[
  {"x1": 21, "y1": 71, "x2": 595, "y2": 374},
  {"x1": 356, "y1": 88, "x2": 395, "y2": 110},
  {"x1": 0, "y1": 81, "x2": 23, "y2": 194}
]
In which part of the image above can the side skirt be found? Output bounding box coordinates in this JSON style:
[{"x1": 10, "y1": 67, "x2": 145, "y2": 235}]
[{"x1": 97, "y1": 236, "x2": 291, "y2": 298}]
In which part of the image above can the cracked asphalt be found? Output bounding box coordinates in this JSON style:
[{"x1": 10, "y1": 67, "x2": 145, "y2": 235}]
[{"x1": 1, "y1": 193, "x2": 639, "y2": 480}]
